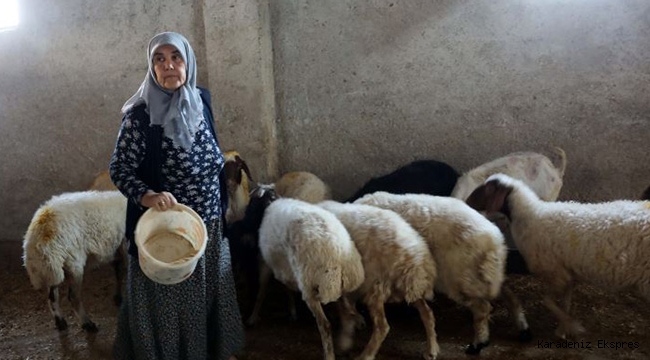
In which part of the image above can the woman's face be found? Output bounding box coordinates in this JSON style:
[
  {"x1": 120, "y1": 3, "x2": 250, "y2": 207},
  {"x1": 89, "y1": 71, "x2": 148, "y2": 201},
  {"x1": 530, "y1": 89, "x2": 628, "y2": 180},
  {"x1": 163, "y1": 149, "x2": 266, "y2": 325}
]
[{"x1": 152, "y1": 44, "x2": 187, "y2": 91}]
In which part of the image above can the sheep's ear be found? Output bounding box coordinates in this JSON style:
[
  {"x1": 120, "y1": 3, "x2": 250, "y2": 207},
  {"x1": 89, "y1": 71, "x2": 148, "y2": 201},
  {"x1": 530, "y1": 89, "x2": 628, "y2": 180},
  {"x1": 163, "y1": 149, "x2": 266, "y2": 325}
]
[
  {"x1": 250, "y1": 186, "x2": 265, "y2": 198},
  {"x1": 484, "y1": 180, "x2": 511, "y2": 213},
  {"x1": 466, "y1": 185, "x2": 486, "y2": 210},
  {"x1": 238, "y1": 156, "x2": 254, "y2": 182},
  {"x1": 232, "y1": 156, "x2": 245, "y2": 184},
  {"x1": 466, "y1": 179, "x2": 508, "y2": 213}
]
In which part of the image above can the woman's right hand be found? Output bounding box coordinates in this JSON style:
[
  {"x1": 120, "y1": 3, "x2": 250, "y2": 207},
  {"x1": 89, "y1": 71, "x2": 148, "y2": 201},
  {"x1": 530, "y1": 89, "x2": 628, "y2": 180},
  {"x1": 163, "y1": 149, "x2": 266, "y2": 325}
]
[{"x1": 141, "y1": 190, "x2": 178, "y2": 211}]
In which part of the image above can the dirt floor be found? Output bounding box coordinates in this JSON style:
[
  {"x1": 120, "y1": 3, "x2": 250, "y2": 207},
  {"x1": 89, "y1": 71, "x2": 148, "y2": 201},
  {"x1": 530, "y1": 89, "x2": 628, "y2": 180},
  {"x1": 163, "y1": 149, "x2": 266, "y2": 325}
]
[{"x1": 1, "y1": 265, "x2": 649, "y2": 360}]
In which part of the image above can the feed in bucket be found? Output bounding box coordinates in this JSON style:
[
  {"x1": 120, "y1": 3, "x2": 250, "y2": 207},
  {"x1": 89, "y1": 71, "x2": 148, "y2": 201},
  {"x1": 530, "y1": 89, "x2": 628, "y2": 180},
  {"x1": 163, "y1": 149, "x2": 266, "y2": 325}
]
[{"x1": 135, "y1": 203, "x2": 207, "y2": 285}]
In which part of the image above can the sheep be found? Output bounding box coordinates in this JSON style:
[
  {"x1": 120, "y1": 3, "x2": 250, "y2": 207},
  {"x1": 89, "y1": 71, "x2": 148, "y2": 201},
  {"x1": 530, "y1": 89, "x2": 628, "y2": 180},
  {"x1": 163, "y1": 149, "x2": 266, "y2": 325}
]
[
  {"x1": 355, "y1": 192, "x2": 530, "y2": 354},
  {"x1": 239, "y1": 188, "x2": 364, "y2": 360},
  {"x1": 88, "y1": 169, "x2": 118, "y2": 191},
  {"x1": 317, "y1": 200, "x2": 439, "y2": 360},
  {"x1": 223, "y1": 150, "x2": 254, "y2": 224},
  {"x1": 452, "y1": 148, "x2": 567, "y2": 274},
  {"x1": 466, "y1": 173, "x2": 650, "y2": 339},
  {"x1": 451, "y1": 147, "x2": 567, "y2": 202},
  {"x1": 22, "y1": 190, "x2": 127, "y2": 332},
  {"x1": 221, "y1": 156, "x2": 328, "y2": 222},
  {"x1": 274, "y1": 171, "x2": 331, "y2": 203},
  {"x1": 221, "y1": 151, "x2": 262, "y2": 313},
  {"x1": 345, "y1": 159, "x2": 460, "y2": 203}
]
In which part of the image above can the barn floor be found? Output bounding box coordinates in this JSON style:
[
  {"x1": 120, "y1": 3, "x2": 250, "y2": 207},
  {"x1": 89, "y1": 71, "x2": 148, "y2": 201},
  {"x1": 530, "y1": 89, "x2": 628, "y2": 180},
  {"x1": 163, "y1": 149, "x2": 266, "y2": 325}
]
[{"x1": 1, "y1": 265, "x2": 648, "y2": 360}]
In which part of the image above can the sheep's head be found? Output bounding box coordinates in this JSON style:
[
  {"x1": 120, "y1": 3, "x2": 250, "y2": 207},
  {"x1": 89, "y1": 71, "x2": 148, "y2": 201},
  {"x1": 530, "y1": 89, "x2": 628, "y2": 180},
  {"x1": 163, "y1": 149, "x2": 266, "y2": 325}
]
[
  {"x1": 237, "y1": 186, "x2": 277, "y2": 233},
  {"x1": 249, "y1": 186, "x2": 278, "y2": 212},
  {"x1": 466, "y1": 174, "x2": 514, "y2": 219},
  {"x1": 223, "y1": 151, "x2": 254, "y2": 196},
  {"x1": 225, "y1": 186, "x2": 277, "y2": 244}
]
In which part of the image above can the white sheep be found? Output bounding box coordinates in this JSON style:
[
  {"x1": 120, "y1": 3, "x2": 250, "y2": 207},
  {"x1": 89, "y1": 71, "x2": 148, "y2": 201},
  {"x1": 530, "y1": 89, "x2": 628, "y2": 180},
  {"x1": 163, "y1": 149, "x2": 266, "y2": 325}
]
[
  {"x1": 246, "y1": 189, "x2": 364, "y2": 360},
  {"x1": 451, "y1": 147, "x2": 567, "y2": 202},
  {"x1": 22, "y1": 190, "x2": 126, "y2": 332},
  {"x1": 223, "y1": 150, "x2": 255, "y2": 224},
  {"x1": 452, "y1": 148, "x2": 567, "y2": 269},
  {"x1": 318, "y1": 200, "x2": 439, "y2": 360},
  {"x1": 466, "y1": 173, "x2": 650, "y2": 339},
  {"x1": 355, "y1": 192, "x2": 529, "y2": 354},
  {"x1": 275, "y1": 171, "x2": 331, "y2": 203}
]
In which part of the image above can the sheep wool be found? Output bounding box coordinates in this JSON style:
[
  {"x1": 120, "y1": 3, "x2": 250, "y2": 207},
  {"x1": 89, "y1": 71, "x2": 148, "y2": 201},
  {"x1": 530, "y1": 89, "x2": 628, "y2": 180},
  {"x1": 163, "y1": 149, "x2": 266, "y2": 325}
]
[
  {"x1": 23, "y1": 190, "x2": 126, "y2": 331},
  {"x1": 318, "y1": 200, "x2": 439, "y2": 360},
  {"x1": 355, "y1": 191, "x2": 509, "y2": 354},
  {"x1": 467, "y1": 173, "x2": 650, "y2": 338},
  {"x1": 259, "y1": 198, "x2": 363, "y2": 303}
]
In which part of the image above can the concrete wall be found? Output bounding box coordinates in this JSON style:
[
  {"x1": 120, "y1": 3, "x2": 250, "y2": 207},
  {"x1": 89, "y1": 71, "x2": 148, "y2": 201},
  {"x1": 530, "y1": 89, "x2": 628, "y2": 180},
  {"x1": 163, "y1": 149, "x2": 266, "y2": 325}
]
[
  {"x1": 1, "y1": 0, "x2": 649, "y2": 268},
  {"x1": 271, "y1": 0, "x2": 650, "y2": 201},
  {"x1": 0, "y1": 0, "x2": 275, "y2": 269}
]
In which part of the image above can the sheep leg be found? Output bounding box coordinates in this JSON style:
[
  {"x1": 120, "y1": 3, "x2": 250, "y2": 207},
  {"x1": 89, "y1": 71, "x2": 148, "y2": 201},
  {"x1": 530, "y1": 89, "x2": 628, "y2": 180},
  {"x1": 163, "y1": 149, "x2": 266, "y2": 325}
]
[
  {"x1": 501, "y1": 284, "x2": 531, "y2": 342},
  {"x1": 305, "y1": 298, "x2": 335, "y2": 360},
  {"x1": 464, "y1": 298, "x2": 492, "y2": 355},
  {"x1": 336, "y1": 296, "x2": 359, "y2": 353},
  {"x1": 339, "y1": 294, "x2": 365, "y2": 329},
  {"x1": 542, "y1": 281, "x2": 583, "y2": 339},
  {"x1": 48, "y1": 286, "x2": 67, "y2": 331},
  {"x1": 413, "y1": 299, "x2": 440, "y2": 360},
  {"x1": 68, "y1": 274, "x2": 98, "y2": 332},
  {"x1": 246, "y1": 261, "x2": 272, "y2": 326},
  {"x1": 286, "y1": 287, "x2": 298, "y2": 321},
  {"x1": 355, "y1": 296, "x2": 389, "y2": 360},
  {"x1": 560, "y1": 282, "x2": 574, "y2": 314}
]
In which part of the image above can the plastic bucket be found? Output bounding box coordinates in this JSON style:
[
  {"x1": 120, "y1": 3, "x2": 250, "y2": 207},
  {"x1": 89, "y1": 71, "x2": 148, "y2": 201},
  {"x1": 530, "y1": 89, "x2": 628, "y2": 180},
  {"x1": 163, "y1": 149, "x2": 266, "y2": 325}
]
[{"x1": 135, "y1": 203, "x2": 208, "y2": 285}]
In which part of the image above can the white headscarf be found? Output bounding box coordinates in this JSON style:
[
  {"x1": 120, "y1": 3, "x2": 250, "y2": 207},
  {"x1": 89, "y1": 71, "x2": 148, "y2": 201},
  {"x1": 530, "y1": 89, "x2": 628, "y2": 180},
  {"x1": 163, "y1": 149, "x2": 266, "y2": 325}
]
[{"x1": 121, "y1": 32, "x2": 204, "y2": 151}]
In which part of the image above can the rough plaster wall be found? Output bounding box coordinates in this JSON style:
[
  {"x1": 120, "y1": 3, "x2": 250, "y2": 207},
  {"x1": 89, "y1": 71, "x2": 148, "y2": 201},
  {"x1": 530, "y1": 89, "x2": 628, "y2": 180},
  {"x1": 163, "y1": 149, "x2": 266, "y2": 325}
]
[
  {"x1": 2, "y1": 0, "x2": 649, "y2": 269},
  {"x1": 271, "y1": 0, "x2": 650, "y2": 202},
  {"x1": 0, "y1": 0, "x2": 274, "y2": 269},
  {"x1": 203, "y1": 0, "x2": 278, "y2": 184}
]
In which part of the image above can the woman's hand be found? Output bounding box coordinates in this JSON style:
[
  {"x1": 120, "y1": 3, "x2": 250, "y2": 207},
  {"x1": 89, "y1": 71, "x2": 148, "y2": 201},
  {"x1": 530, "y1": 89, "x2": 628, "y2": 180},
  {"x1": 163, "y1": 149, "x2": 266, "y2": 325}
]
[{"x1": 141, "y1": 191, "x2": 178, "y2": 211}]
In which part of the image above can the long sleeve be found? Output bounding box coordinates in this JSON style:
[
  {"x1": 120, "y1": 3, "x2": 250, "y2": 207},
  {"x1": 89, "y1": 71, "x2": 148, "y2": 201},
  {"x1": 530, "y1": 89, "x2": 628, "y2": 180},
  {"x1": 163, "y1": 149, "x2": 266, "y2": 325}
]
[{"x1": 109, "y1": 110, "x2": 150, "y2": 206}]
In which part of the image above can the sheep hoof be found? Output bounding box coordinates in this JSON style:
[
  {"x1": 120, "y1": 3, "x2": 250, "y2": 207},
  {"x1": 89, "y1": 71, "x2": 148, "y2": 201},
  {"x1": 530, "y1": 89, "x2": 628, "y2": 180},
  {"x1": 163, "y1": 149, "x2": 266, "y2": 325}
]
[
  {"x1": 422, "y1": 351, "x2": 438, "y2": 360},
  {"x1": 55, "y1": 317, "x2": 68, "y2": 331},
  {"x1": 82, "y1": 321, "x2": 99, "y2": 333},
  {"x1": 465, "y1": 341, "x2": 489, "y2": 355},
  {"x1": 519, "y1": 328, "x2": 533, "y2": 342}
]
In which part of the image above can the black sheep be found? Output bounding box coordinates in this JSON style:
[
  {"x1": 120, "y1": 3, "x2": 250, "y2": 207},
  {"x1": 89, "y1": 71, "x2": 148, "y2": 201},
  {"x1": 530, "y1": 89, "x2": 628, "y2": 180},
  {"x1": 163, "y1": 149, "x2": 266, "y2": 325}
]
[{"x1": 346, "y1": 160, "x2": 460, "y2": 203}]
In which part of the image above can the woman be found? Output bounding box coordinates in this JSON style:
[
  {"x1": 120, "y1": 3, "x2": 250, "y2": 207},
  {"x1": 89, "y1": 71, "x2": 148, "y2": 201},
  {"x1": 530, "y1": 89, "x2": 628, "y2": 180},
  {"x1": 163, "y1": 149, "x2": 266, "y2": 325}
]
[{"x1": 109, "y1": 32, "x2": 244, "y2": 360}]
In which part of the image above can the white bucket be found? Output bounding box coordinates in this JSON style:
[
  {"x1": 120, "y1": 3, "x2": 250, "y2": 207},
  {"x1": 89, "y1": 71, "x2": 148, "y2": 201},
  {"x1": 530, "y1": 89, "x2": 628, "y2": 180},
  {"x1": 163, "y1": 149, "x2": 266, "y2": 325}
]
[{"x1": 135, "y1": 203, "x2": 208, "y2": 285}]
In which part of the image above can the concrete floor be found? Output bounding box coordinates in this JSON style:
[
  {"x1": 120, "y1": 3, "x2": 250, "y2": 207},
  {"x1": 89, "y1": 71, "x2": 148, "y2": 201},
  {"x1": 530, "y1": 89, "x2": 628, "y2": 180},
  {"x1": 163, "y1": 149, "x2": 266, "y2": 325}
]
[{"x1": 1, "y1": 266, "x2": 648, "y2": 360}]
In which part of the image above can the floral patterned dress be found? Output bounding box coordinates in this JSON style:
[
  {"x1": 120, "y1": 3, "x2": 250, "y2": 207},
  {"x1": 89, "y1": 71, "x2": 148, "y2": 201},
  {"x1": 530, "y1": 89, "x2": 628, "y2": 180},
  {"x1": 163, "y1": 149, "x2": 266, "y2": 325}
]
[{"x1": 110, "y1": 104, "x2": 244, "y2": 360}]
